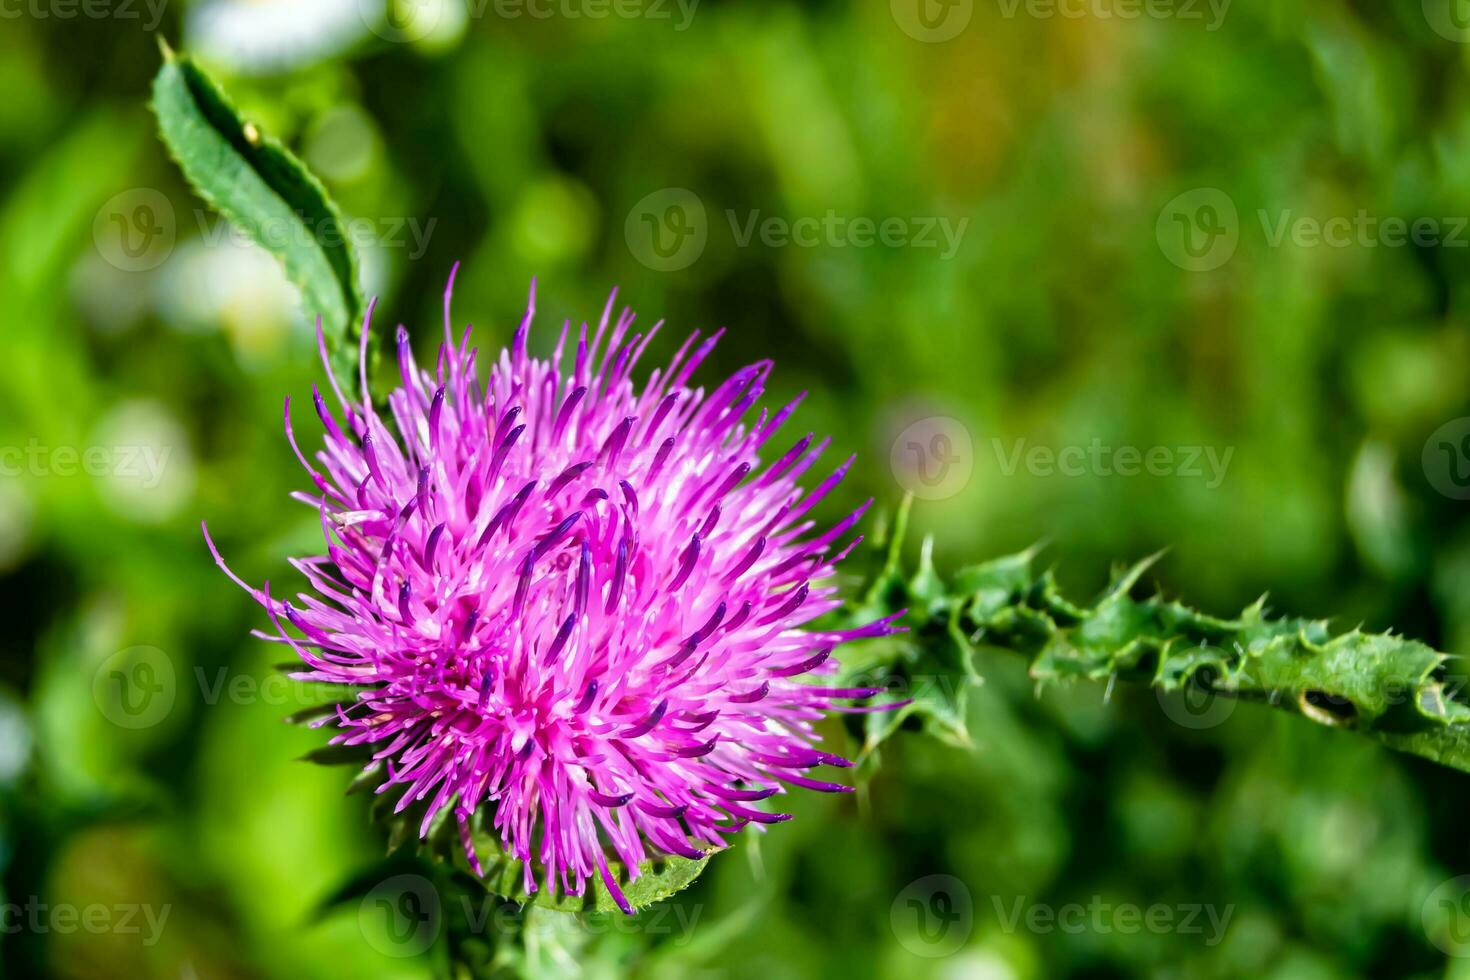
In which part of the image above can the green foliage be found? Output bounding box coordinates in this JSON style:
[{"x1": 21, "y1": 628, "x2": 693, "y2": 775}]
[
  {"x1": 150, "y1": 48, "x2": 367, "y2": 382},
  {"x1": 10, "y1": 5, "x2": 1470, "y2": 979},
  {"x1": 850, "y1": 498, "x2": 1470, "y2": 773}
]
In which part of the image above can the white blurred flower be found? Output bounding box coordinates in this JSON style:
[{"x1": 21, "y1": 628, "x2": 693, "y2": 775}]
[
  {"x1": 938, "y1": 950, "x2": 1019, "y2": 980},
  {"x1": 186, "y1": 0, "x2": 371, "y2": 75}
]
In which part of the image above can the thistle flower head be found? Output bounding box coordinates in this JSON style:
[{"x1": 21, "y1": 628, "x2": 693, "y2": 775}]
[{"x1": 207, "y1": 270, "x2": 899, "y2": 912}]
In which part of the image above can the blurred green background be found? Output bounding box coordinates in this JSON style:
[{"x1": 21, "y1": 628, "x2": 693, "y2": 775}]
[{"x1": 7, "y1": 0, "x2": 1470, "y2": 977}]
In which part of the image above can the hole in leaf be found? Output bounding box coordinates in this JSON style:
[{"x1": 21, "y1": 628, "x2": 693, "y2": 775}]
[
  {"x1": 1430, "y1": 661, "x2": 1470, "y2": 709},
  {"x1": 1298, "y1": 690, "x2": 1357, "y2": 727}
]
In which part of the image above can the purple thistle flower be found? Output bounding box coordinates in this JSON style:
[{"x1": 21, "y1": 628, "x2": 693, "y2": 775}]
[{"x1": 206, "y1": 268, "x2": 901, "y2": 913}]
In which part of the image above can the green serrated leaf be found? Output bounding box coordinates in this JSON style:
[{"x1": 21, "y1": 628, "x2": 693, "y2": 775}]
[
  {"x1": 844, "y1": 502, "x2": 1470, "y2": 773},
  {"x1": 150, "y1": 50, "x2": 367, "y2": 381}
]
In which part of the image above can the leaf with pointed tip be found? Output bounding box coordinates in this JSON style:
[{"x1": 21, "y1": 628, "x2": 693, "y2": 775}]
[{"x1": 150, "y1": 50, "x2": 368, "y2": 381}]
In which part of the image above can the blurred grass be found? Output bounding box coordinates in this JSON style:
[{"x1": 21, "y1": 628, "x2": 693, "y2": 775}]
[{"x1": 5, "y1": 0, "x2": 1470, "y2": 977}]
